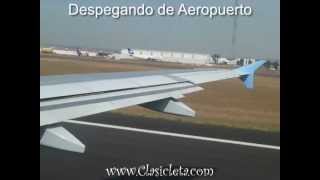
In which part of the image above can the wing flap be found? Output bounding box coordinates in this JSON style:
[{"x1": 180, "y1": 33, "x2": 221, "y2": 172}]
[{"x1": 40, "y1": 82, "x2": 202, "y2": 126}]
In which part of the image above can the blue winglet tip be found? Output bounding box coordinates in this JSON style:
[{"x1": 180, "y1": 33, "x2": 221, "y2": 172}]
[
  {"x1": 237, "y1": 60, "x2": 266, "y2": 89},
  {"x1": 241, "y1": 73, "x2": 254, "y2": 89}
]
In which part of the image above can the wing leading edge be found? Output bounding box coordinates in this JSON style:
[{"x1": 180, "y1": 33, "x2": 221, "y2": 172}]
[{"x1": 40, "y1": 60, "x2": 266, "y2": 153}]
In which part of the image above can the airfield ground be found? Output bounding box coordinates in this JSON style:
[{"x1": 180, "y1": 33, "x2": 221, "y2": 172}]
[{"x1": 40, "y1": 54, "x2": 280, "y2": 132}]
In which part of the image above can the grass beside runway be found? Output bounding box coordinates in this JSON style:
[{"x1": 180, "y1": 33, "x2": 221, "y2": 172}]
[
  {"x1": 40, "y1": 54, "x2": 280, "y2": 132},
  {"x1": 112, "y1": 76, "x2": 280, "y2": 132}
]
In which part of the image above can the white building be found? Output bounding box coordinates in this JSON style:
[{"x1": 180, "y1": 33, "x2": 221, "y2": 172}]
[
  {"x1": 108, "y1": 53, "x2": 135, "y2": 60},
  {"x1": 40, "y1": 47, "x2": 53, "y2": 53},
  {"x1": 121, "y1": 48, "x2": 213, "y2": 65},
  {"x1": 237, "y1": 58, "x2": 256, "y2": 66},
  {"x1": 51, "y1": 48, "x2": 97, "y2": 57},
  {"x1": 79, "y1": 51, "x2": 97, "y2": 57},
  {"x1": 53, "y1": 49, "x2": 78, "y2": 56},
  {"x1": 227, "y1": 59, "x2": 238, "y2": 65},
  {"x1": 216, "y1": 57, "x2": 231, "y2": 64},
  {"x1": 213, "y1": 57, "x2": 256, "y2": 66}
]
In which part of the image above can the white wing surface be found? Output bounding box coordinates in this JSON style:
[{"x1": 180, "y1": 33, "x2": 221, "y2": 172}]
[{"x1": 40, "y1": 60, "x2": 265, "y2": 153}]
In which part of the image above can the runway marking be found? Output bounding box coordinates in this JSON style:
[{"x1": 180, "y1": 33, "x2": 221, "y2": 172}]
[{"x1": 64, "y1": 120, "x2": 280, "y2": 150}]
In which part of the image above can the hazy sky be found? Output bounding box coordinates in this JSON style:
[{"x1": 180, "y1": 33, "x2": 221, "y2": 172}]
[{"x1": 40, "y1": 0, "x2": 279, "y2": 59}]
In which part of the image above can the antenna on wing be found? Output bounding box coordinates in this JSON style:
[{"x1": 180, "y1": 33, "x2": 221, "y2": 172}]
[{"x1": 231, "y1": 0, "x2": 239, "y2": 59}]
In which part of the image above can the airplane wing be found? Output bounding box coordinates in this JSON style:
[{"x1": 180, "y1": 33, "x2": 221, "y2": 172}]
[{"x1": 40, "y1": 60, "x2": 265, "y2": 153}]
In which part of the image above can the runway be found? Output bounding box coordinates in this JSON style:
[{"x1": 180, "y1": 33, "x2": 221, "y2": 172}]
[{"x1": 40, "y1": 112, "x2": 280, "y2": 180}]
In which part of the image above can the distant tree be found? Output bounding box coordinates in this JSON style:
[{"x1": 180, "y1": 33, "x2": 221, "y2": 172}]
[
  {"x1": 97, "y1": 52, "x2": 110, "y2": 57},
  {"x1": 264, "y1": 60, "x2": 272, "y2": 68},
  {"x1": 211, "y1": 54, "x2": 221, "y2": 64},
  {"x1": 76, "y1": 48, "x2": 82, "y2": 56},
  {"x1": 237, "y1": 59, "x2": 244, "y2": 66},
  {"x1": 272, "y1": 62, "x2": 279, "y2": 69},
  {"x1": 213, "y1": 54, "x2": 221, "y2": 59},
  {"x1": 236, "y1": 59, "x2": 240, "y2": 66}
]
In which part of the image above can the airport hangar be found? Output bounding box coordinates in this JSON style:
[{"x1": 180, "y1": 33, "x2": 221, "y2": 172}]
[{"x1": 121, "y1": 48, "x2": 213, "y2": 65}]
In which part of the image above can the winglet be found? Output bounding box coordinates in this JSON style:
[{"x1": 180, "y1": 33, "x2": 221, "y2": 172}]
[{"x1": 235, "y1": 60, "x2": 266, "y2": 89}]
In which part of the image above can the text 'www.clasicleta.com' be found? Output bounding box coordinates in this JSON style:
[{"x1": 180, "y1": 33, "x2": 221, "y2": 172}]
[{"x1": 105, "y1": 164, "x2": 217, "y2": 177}]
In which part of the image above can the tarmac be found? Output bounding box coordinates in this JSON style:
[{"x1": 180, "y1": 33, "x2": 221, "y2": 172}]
[{"x1": 40, "y1": 112, "x2": 280, "y2": 180}]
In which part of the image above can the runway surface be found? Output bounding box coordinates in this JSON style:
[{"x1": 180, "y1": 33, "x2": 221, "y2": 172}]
[{"x1": 40, "y1": 112, "x2": 280, "y2": 180}]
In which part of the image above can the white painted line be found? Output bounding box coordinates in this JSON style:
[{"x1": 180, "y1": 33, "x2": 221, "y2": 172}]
[{"x1": 64, "y1": 120, "x2": 280, "y2": 150}]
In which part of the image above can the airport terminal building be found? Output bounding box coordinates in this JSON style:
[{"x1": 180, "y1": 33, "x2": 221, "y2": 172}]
[{"x1": 121, "y1": 48, "x2": 213, "y2": 65}]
